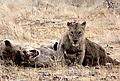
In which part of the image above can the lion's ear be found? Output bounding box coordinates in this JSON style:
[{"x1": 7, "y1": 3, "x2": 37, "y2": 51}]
[
  {"x1": 81, "y1": 21, "x2": 86, "y2": 26},
  {"x1": 80, "y1": 21, "x2": 86, "y2": 29},
  {"x1": 4, "y1": 40, "x2": 12, "y2": 47},
  {"x1": 67, "y1": 22, "x2": 72, "y2": 27}
]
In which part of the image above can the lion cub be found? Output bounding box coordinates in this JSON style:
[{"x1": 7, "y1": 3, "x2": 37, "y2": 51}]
[{"x1": 57, "y1": 21, "x2": 86, "y2": 66}]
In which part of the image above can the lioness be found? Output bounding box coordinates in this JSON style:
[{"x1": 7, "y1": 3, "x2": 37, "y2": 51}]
[
  {"x1": 55, "y1": 21, "x2": 119, "y2": 66},
  {"x1": 23, "y1": 45, "x2": 56, "y2": 68},
  {"x1": 57, "y1": 21, "x2": 86, "y2": 66}
]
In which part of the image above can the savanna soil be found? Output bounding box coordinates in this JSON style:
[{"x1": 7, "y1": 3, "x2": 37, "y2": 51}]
[{"x1": 0, "y1": 0, "x2": 120, "y2": 81}]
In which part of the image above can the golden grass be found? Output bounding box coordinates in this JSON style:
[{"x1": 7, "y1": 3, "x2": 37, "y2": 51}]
[{"x1": 0, "y1": 0, "x2": 120, "y2": 81}]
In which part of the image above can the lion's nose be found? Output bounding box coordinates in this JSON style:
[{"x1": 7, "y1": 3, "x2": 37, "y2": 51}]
[{"x1": 73, "y1": 40, "x2": 78, "y2": 43}]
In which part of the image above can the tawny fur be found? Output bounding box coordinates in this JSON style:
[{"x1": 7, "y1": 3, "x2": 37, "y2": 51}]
[
  {"x1": 22, "y1": 45, "x2": 56, "y2": 68},
  {"x1": 1, "y1": 40, "x2": 23, "y2": 65},
  {"x1": 83, "y1": 38, "x2": 106, "y2": 66},
  {"x1": 57, "y1": 21, "x2": 86, "y2": 66}
]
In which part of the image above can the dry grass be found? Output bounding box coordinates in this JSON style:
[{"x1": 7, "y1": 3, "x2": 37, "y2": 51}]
[
  {"x1": 0, "y1": 65, "x2": 120, "y2": 81},
  {"x1": 0, "y1": 0, "x2": 120, "y2": 81}
]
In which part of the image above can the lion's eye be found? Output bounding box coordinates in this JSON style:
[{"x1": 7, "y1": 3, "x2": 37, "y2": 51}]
[
  {"x1": 78, "y1": 31, "x2": 81, "y2": 34},
  {"x1": 71, "y1": 31, "x2": 73, "y2": 34}
]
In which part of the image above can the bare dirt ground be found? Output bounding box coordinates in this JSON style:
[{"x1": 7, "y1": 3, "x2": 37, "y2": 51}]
[{"x1": 0, "y1": 0, "x2": 120, "y2": 81}]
